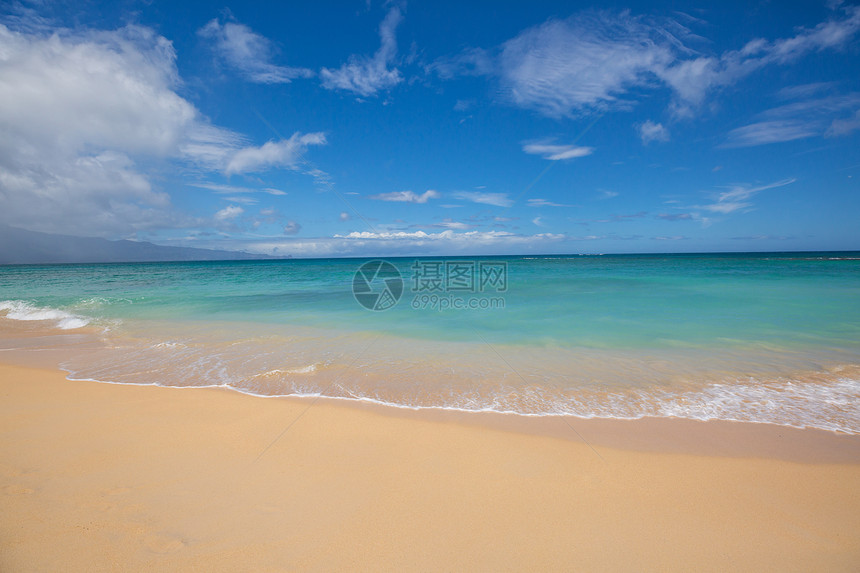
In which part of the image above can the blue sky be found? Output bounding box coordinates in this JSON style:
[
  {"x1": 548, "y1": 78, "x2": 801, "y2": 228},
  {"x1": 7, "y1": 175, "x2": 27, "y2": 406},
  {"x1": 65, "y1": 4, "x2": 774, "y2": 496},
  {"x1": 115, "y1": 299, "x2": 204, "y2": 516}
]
[{"x1": 1, "y1": 0, "x2": 859, "y2": 256}]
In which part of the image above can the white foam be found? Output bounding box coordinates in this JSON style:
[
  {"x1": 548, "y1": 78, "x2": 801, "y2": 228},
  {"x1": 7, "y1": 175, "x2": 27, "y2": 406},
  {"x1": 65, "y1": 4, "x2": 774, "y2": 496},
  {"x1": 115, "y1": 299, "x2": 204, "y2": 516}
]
[
  {"x1": 253, "y1": 364, "x2": 319, "y2": 377},
  {"x1": 0, "y1": 300, "x2": 91, "y2": 330}
]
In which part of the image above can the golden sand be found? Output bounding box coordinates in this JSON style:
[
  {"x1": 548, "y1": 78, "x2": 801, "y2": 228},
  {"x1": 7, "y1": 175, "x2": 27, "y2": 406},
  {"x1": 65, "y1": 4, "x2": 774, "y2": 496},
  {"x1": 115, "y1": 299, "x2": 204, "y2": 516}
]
[{"x1": 1, "y1": 363, "x2": 859, "y2": 571}]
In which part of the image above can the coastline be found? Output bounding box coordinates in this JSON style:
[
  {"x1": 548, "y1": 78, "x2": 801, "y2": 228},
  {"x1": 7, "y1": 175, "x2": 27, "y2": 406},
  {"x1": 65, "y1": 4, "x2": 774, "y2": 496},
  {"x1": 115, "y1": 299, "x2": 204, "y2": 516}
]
[{"x1": 2, "y1": 362, "x2": 859, "y2": 571}]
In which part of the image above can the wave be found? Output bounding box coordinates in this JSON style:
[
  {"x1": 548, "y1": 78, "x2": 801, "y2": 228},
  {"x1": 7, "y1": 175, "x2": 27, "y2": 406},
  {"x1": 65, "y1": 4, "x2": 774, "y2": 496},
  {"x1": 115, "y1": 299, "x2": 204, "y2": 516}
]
[
  {"x1": 61, "y1": 342, "x2": 860, "y2": 434},
  {"x1": 0, "y1": 300, "x2": 91, "y2": 330}
]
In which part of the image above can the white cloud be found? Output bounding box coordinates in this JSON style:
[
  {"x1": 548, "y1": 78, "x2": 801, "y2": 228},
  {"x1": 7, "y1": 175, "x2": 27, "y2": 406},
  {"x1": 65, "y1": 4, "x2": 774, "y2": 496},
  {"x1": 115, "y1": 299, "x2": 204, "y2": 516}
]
[
  {"x1": 532, "y1": 216, "x2": 543, "y2": 226},
  {"x1": 283, "y1": 221, "x2": 301, "y2": 235},
  {"x1": 368, "y1": 189, "x2": 440, "y2": 203},
  {"x1": 198, "y1": 18, "x2": 312, "y2": 84},
  {"x1": 215, "y1": 205, "x2": 244, "y2": 221},
  {"x1": 339, "y1": 212, "x2": 351, "y2": 221},
  {"x1": 0, "y1": 22, "x2": 325, "y2": 237},
  {"x1": 638, "y1": 120, "x2": 669, "y2": 144},
  {"x1": 453, "y1": 191, "x2": 513, "y2": 207},
  {"x1": 225, "y1": 132, "x2": 326, "y2": 175},
  {"x1": 319, "y1": 6, "x2": 403, "y2": 96},
  {"x1": 0, "y1": 23, "x2": 205, "y2": 235},
  {"x1": 522, "y1": 142, "x2": 594, "y2": 160}
]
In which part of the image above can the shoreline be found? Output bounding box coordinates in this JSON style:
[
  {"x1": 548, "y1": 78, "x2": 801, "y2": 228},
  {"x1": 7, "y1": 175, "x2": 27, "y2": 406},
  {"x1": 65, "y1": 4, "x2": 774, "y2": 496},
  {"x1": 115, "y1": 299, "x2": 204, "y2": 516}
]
[
  {"x1": 2, "y1": 362, "x2": 860, "y2": 571},
  {"x1": 3, "y1": 323, "x2": 860, "y2": 439}
]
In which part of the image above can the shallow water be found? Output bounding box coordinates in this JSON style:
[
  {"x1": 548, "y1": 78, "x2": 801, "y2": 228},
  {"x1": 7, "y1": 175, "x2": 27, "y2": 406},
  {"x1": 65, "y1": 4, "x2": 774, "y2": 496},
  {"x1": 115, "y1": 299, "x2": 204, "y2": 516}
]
[{"x1": 1, "y1": 253, "x2": 859, "y2": 433}]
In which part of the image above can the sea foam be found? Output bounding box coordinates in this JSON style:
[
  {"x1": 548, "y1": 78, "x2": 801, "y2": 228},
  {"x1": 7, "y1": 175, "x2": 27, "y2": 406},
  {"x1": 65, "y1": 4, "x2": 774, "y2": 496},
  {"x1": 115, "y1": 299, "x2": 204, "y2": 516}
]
[{"x1": 0, "y1": 300, "x2": 91, "y2": 330}]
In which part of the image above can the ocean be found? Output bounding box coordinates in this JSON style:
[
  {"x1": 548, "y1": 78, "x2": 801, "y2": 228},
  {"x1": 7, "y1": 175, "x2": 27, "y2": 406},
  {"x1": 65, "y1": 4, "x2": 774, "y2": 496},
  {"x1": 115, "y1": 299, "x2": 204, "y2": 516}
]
[{"x1": 1, "y1": 253, "x2": 859, "y2": 433}]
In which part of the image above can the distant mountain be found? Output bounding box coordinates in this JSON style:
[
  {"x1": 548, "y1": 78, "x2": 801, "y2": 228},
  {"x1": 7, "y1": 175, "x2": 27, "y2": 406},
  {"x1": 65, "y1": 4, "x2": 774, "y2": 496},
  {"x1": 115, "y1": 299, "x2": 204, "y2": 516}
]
[{"x1": 0, "y1": 225, "x2": 277, "y2": 264}]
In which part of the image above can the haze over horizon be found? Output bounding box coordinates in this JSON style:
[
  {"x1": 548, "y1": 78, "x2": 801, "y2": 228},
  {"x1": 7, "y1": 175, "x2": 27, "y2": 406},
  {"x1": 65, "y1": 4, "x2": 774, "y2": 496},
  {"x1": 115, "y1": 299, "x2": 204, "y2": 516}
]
[{"x1": 1, "y1": 1, "x2": 859, "y2": 258}]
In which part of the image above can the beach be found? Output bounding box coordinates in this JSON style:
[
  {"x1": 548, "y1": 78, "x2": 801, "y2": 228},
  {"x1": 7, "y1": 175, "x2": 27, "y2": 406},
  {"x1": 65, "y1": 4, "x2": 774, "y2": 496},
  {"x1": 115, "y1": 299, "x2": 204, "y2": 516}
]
[{"x1": 2, "y1": 362, "x2": 859, "y2": 571}]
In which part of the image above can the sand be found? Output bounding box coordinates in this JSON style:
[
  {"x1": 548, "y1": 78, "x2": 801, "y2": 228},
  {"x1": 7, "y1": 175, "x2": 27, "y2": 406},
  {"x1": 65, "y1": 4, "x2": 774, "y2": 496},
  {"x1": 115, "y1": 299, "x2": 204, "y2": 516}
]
[{"x1": 1, "y1": 362, "x2": 859, "y2": 572}]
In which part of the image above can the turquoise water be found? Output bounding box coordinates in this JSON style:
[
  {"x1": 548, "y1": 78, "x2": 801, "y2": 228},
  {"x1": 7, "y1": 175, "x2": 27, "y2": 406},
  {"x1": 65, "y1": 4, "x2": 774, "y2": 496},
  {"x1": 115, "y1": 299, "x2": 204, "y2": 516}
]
[{"x1": 1, "y1": 253, "x2": 859, "y2": 432}]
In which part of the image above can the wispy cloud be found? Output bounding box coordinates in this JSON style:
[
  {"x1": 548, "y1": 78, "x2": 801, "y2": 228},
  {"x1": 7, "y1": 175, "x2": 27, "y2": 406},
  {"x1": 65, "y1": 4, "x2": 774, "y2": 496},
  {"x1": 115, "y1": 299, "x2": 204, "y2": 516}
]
[
  {"x1": 827, "y1": 110, "x2": 860, "y2": 136},
  {"x1": 368, "y1": 189, "x2": 440, "y2": 203},
  {"x1": 417, "y1": 219, "x2": 474, "y2": 230},
  {"x1": 283, "y1": 221, "x2": 301, "y2": 235},
  {"x1": 433, "y1": 7, "x2": 860, "y2": 119},
  {"x1": 522, "y1": 142, "x2": 594, "y2": 160},
  {"x1": 527, "y1": 198, "x2": 571, "y2": 207},
  {"x1": 198, "y1": 17, "x2": 313, "y2": 84},
  {"x1": 223, "y1": 196, "x2": 258, "y2": 205},
  {"x1": 638, "y1": 120, "x2": 669, "y2": 144},
  {"x1": 426, "y1": 47, "x2": 493, "y2": 80},
  {"x1": 657, "y1": 213, "x2": 694, "y2": 221},
  {"x1": 189, "y1": 182, "x2": 287, "y2": 195},
  {"x1": 214, "y1": 205, "x2": 244, "y2": 221},
  {"x1": 453, "y1": 191, "x2": 513, "y2": 207},
  {"x1": 723, "y1": 93, "x2": 860, "y2": 147},
  {"x1": 320, "y1": 6, "x2": 403, "y2": 96},
  {"x1": 659, "y1": 6, "x2": 860, "y2": 116},
  {"x1": 225, "y1": 132, "x2": 326, "y2": 175},
  {"x1": 695, "y1": 178, "x2": 796, "y2": 214},
  {"x1": 723, "y1": 120, "x2": 819, "y2": 147},
  {"x1": 498, "y1": 11, "x2": 678, "y2": 117}
]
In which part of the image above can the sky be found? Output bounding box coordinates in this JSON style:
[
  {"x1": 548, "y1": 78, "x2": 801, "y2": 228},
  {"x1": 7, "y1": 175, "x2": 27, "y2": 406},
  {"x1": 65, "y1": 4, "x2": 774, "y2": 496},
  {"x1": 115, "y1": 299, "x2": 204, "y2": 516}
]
[{"x1": 1, "y1": 0, "x2": 859, "y2": 257}]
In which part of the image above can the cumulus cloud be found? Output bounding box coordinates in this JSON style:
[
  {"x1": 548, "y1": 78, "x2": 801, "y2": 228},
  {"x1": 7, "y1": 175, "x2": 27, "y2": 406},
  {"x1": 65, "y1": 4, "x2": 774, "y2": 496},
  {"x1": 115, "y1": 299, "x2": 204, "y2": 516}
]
[
  {"x1": 283, "y1": 221, "x2": 301, "y2": 235},
  {"x1": 0, "y1": 23, "x2": 200, "y2": 235},
  {"x1": 638, "y1": 120, "x2": 669, "y2": 144},
  {"x1": 0, "y1": 22, "x2": 325, "y2": 237},
  {"x1": 368, "y1": 189, "x2": 440, "y2": 203},
  {"x1": 319, "y1": 6, "x2": 403, "y2": 96},
  {"x1": 452, "y1": 191, "x2": 513, "y2": 207},
  {"x1": 198, "y1": 17, "x2": 312, "y2": 83},
  {"x1": 522, "y1": 142, "x2": 594, "y2": 160}
]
